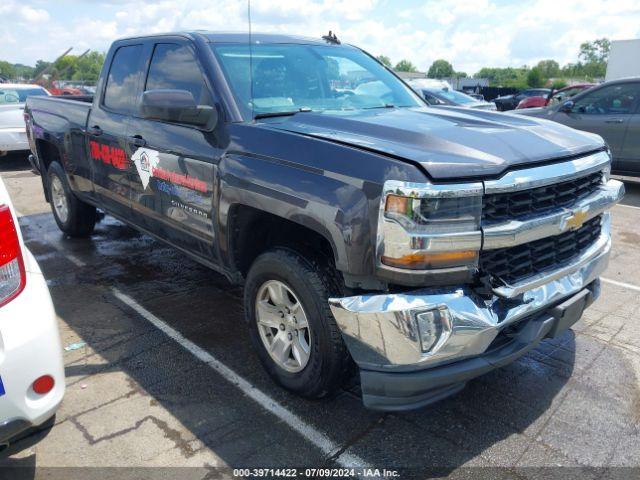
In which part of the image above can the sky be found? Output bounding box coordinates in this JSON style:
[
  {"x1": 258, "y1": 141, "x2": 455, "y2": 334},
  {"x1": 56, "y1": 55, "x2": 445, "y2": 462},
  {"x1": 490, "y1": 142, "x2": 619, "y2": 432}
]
[{"x1": 1, "y1": 0, "x2": 639, "y2": 75}]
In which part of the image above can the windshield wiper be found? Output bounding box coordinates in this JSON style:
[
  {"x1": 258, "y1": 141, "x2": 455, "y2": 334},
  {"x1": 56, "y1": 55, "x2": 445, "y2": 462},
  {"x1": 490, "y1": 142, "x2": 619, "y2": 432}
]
[
  {"x1": 363, "y1": 104, "x2": 396, "y2": 110},
  {"x1": 254, "y1": 107, "x2": 312, "y2": 120}
]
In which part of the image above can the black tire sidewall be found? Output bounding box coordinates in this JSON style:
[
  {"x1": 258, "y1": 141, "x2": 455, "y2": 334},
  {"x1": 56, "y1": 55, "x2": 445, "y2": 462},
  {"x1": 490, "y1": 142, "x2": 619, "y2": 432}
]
[
  {"x1": 46, "y1": 161, "x2": 96, "y2": 236},
  {"x1": 47, "y1": 162, "x2": 74, "y2": 232},
  {"x1": 244, "y1": 249, "x2": 339, "y2": 397}
]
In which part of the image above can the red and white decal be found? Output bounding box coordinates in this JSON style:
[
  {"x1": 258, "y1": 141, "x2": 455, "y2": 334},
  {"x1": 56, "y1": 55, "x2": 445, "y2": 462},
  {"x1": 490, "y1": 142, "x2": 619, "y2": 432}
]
[
  {"x1": 89, "y1": 140, "x2": 127, "y2": 170},
  {"x1": 131, "y1": 147, "x2": 207, "y2": 193},
  {"x1": 131, "y1": 148, "x2": 159, "y2": 189}
]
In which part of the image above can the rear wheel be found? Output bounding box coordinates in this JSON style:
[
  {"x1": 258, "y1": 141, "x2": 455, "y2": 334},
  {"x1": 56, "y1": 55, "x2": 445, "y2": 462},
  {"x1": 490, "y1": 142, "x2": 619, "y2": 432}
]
[
  {"x1": 244, "y1": 248, "x2": 351, "y2": 398},
  {"x1": 47, "y1": 161, "x2": 97, "y2": 237}
]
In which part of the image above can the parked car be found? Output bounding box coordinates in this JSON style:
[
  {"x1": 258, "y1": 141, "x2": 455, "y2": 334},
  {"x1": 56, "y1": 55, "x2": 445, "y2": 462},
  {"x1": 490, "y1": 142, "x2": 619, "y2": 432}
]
[
  {"x1": 25, "y1": 32, "x2": 623, "y2": 411},
  {"x1": 0, "y1": 177, "x2": 65, "y2": 447},
  {"x1": 0, "y1": 84, "x2": 49, "y2": 156},
  {"x1": 494, "y1": 88, "x2": 551, "y2": 111},
  {"x1": 409, "y1": 80, "x2": 496, "y2": 110},
  {"x1": 467, "y1": 92, "x2": 485, "y2": 101},
  {"x1": 515, "y1": 78, "x2": 640, "y2": 176},
  {"x1": 516, "y1": 84, "x2": 595, "y2": 109}
]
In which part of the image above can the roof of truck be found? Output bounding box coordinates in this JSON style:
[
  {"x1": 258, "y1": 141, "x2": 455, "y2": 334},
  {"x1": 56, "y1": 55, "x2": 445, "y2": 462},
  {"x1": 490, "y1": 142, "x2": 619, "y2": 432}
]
[{"x1": 117, "y1": 31, "x2": 346, "y2": 46}]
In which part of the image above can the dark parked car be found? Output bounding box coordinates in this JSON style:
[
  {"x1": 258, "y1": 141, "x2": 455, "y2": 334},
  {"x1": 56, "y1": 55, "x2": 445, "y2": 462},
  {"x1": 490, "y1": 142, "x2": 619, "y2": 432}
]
[
  {"x1": 409, "y1": 80, "x2": 496, "y2": 110},
  {"x1": 24, "y1": 32, "x2": 623, "y2": 411},
  {"x1": 515, "y1": 78, "x2": 640, "y2": 175},
  {"x1": 494, "y1": 88, "x2": 551, "y2": 111}
]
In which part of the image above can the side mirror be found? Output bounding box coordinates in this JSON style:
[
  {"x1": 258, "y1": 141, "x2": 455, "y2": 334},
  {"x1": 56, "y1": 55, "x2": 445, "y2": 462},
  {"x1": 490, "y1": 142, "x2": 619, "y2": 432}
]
[
  {"x1": 3, "y1": 93, "x2": 20, "y2": 103},
  {"x1": 559, "y1": 100, "x2": 574, "y2": 113},
  {"x1": 140, "y1": 89, "x2": 218, "y2": 128}
]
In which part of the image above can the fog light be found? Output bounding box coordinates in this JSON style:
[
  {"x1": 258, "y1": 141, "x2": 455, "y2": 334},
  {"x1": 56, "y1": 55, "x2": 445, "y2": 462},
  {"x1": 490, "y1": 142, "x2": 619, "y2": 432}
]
[
  {"x1": 415, "y1": 307, "x2": 451, "y2": 353},
  {"x1": 32, "y1": 375, "x2": 55, "y2": 395}
]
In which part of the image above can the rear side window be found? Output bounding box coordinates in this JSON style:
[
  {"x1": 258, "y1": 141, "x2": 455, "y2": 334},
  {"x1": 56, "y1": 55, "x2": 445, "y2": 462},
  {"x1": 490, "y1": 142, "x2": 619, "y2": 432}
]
[
  {"x1": 103, "y1": 44, "x2": 143, "y2": 113},
  {"x1": 145, "y1": 43, "x2": 211, "y2": 106}
]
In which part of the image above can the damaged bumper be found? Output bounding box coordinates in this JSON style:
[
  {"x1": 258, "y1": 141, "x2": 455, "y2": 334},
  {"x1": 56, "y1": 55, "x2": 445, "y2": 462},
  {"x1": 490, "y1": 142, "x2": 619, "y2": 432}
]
[{"x1": 329, "y1": 219, "x2": 611, "y2": 411}]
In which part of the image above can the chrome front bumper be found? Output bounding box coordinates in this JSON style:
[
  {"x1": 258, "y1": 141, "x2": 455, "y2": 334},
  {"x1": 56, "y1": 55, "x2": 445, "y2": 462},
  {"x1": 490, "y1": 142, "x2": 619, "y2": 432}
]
[{"x1": 329, "y1": 217, "x2": 611, "y2": 372}]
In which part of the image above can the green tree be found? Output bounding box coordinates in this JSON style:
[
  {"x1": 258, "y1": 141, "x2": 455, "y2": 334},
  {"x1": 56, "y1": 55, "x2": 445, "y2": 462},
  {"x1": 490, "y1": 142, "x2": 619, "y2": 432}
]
[
  {"x1": 454, "y1": 71, "x2": 468, "y2": 78},
  {"x1": 579, "y1": 38, "x2": 610, "y2": 64},
  {"x1": 12, "y1": 64, "x2": 35, "y2": 80},
  {"x1": 526, "y1": 67, "x2": 544, "y2": 87},
  {"x1": 475, "y1": 67, "x2": 529, "y2": 88},
  {"x1": 577, "y1": 38, "x2": 610, "y2": 79},
  {"x1": 394, "y1": 59, "x2": 417, "y2": 73},
  {"x1": 0, "y1": 61, "x2": 16, "y2": 80},
  {"x1": 72, "y1": 52, "x2": 105, "y2": 83},
  {"x1": 536, "y1": 59, "x2": 560, "y2": 79},
  {"x1": 53, "y1": 55, "x2": 78, "y2": 80},
  {"x1": 376, "y1": 55, "x2": 392, "y2": 67},
  {"x1": 33, "y1": 60, "x2": 51, "y2": 79},
  {"x1": 427, "y1": 59, "x2": 454, "y2": 78}
]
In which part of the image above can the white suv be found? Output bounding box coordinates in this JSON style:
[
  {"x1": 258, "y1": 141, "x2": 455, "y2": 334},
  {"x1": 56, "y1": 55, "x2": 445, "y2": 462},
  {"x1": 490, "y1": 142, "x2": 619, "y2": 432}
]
[{"x1": 0, "y1": 177, "x2": 64, "y2": 447}]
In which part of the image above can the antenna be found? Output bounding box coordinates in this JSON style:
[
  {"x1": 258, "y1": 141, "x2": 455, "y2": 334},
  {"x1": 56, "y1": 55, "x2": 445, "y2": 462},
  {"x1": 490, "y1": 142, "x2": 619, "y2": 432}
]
[{"x1": 248, "y1": 0, "x2": 254, "y2": 120}]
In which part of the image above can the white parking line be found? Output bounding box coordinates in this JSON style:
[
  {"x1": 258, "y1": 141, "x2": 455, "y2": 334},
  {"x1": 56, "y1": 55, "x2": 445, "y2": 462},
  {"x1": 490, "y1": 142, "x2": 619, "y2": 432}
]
[
  {"x1": 615, "y1": 203, "x2": 640, "y2": 211},
  {"x1": 111, "y1": 288, "x2": 367, "y2": 468},
  {"x1": 601, "y1": 277, "x2": 640, "y2": 293},
  {"x1": 63, "y1": 252, "x2": 86, "y2": 268}
]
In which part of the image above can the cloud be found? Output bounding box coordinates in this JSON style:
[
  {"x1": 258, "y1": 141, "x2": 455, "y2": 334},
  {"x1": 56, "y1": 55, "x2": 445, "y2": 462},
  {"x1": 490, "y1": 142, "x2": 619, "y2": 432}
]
[
  {"x1": 0, "y1": 0, "x2": 638, "y2": 77},
  {"x1": 19, "y1": 6, "x2": 50, "y2": 22}
]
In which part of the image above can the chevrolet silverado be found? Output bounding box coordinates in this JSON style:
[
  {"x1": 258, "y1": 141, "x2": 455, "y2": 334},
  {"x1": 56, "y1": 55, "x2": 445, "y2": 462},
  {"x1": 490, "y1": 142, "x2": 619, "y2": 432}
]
[{"x1": 24, "y1": 32, "x2": 624, "y2": 410}]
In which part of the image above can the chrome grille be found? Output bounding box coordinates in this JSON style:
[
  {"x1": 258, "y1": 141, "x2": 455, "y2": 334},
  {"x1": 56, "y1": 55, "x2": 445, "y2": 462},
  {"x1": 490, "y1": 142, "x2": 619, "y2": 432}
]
[
  {"x1": 480, "y1": 215, "x2": 602, "y2": 285},
  {"x1": 482, "y1": 171, "x2": 603, "y2": 225}
]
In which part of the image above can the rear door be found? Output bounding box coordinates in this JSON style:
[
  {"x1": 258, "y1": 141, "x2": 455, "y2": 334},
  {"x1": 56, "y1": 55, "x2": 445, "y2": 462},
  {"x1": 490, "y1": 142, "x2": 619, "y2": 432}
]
[
  {"x1": 126, "y1": 39, "x2": 223, "y2": 260},
  {"x1": 551, "y1": 83, "x2": 638, "y2": 168},
  {"x1": 618, "y1": 82, "x2": 640, "y2": 175},
  {"x1": 87, "y1": 42, "x2": 145, "y2": 219}
]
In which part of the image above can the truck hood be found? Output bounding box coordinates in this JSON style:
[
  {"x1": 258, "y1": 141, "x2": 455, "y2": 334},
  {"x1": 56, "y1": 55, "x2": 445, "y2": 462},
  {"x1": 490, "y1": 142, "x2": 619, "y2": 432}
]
[{"x1": 260, "y1": 106, "x2": 605, "y2": 180}]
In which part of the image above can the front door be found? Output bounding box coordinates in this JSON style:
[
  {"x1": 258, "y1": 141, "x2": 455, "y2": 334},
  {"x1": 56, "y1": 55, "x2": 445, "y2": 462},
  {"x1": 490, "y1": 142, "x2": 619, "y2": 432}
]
[
  {"x1": 87, "y1": 43, "x2": 145, "y2": 219},
  {"x1": 618, "y1": 83, "x2": 640, "y2": 175},
  {"x1": 551, "y1": 83, "x2": 638, "y2": 169},
  {"x1": 126, "y1": 40, "x2": 223, "y2": 260}
]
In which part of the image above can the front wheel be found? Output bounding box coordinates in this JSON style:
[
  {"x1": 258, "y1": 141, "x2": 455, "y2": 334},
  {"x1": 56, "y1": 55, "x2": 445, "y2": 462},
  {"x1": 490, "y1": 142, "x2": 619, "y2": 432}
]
[
  {"x1": 47, "y1": 161, "x2": 97, "y2": 237},
  {"x1": 244, "y1": 248, "x2": 352, "y2": 398}
]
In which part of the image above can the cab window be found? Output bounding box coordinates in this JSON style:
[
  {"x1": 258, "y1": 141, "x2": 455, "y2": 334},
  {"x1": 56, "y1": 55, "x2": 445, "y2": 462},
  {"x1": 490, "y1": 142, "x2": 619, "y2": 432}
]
[
  {"x1": 145, "y1": 43, "x2": 211, "y2": 107},
  {"x1": 103, "y1": 44, "x2": 144, "y2": 113}
]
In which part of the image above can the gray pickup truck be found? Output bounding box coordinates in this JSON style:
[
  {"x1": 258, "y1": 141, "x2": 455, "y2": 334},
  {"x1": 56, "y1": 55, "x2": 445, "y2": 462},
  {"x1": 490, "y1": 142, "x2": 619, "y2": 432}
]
[{"x1": 24, "y1": 32, "x2": 624, "y2": 410}]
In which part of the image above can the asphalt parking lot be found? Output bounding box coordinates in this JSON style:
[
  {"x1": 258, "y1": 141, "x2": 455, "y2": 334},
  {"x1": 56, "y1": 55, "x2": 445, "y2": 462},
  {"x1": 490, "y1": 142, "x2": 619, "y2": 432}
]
[{"x1": 1, "y1": 152, "x2": 640, "y2": 479}]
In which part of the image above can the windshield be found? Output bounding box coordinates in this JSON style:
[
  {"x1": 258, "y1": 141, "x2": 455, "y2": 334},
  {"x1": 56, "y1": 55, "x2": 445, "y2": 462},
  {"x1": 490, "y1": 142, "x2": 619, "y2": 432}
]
[
  {"x1": 0, "y1": 87, "x2": 48, "y2": 104},
  {"x1": 211, "y1": 43, "x2": 422, "y2": 118},
  {"x1": 429, "y1": 89, "x2": 478, "y2": 105}
]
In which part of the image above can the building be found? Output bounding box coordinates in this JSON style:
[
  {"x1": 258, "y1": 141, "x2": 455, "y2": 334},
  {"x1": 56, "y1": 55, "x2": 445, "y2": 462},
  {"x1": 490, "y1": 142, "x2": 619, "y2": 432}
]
[{"x1": 606, "y1": 39, "x2": 640, "y2": 81}]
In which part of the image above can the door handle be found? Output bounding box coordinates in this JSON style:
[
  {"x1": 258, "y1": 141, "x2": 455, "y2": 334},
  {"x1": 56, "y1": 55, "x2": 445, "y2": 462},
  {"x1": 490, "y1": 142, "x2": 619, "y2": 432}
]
[
  {"x1": 128, "y1": 135, "x2": 147, "y2": 147},
  {"x1": 605, "y1": 118, "x2": 624, "y2": 124},
  {"x1": 87, "y1": 125, "x2": 103, "y2": 136}
]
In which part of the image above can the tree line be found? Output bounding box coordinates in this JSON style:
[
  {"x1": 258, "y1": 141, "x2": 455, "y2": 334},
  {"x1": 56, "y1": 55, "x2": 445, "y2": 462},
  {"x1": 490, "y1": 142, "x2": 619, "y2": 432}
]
[
  {"x1": 1, "y1": 38, "x2": 610, "y2": 90},
  {"x1": 377, "y1": 38, "x2": 610, "y2": 89},
  {"x1": 0, "y1": 51, "x2": 106, "y2": 83}
]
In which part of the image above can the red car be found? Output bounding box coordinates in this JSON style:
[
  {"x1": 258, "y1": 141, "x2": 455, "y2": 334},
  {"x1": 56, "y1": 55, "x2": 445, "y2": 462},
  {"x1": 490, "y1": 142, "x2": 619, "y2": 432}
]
[{"x1": 516, "y1": 84, "x2": 595, "y2": 109}]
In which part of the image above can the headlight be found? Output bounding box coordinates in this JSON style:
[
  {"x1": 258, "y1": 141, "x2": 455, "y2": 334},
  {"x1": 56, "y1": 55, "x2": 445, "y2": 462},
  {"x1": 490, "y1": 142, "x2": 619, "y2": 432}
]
[{"x1": 377, "y1": 180, "x2": 483, "y2": 271}]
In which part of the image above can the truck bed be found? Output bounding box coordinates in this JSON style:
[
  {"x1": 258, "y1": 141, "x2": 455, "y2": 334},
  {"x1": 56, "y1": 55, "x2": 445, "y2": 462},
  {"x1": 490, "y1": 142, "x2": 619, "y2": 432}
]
[{"x1": 26, "y1": 96, "x2": 91, "y2": 136}]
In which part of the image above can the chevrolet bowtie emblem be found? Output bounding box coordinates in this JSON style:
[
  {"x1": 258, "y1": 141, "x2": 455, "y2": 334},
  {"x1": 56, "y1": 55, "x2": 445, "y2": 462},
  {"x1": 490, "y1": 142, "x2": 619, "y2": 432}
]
[{"x1": 564, "y1": 209, "x2": 589, "y2": 231}]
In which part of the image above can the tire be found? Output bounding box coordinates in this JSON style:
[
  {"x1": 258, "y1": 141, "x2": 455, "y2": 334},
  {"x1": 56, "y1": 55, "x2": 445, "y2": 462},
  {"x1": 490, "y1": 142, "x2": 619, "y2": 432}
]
[
  {"x1": 244, "y1": 248, "x2": 352, "y2": 399},
  {"x1": 47, "y1": 161, "x2": 97, "y2": 237}
]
